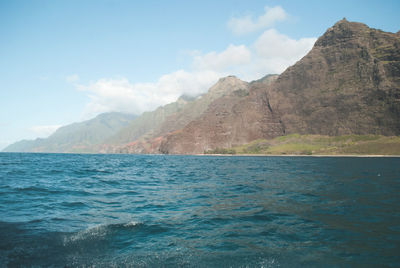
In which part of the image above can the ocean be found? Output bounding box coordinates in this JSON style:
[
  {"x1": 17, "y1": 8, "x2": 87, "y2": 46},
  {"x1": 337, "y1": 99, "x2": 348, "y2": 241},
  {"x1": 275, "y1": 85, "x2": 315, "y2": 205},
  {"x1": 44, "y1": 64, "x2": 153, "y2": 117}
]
[{"x1": 0, "y1": 153, "x2": 399, "y2": 267}]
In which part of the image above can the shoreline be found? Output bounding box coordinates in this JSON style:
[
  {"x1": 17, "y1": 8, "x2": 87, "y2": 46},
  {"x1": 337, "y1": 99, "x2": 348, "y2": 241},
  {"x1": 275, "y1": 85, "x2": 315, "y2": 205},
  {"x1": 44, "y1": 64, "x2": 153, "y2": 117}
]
[
  {"x1": 1, "y1": 151, "x2": 400, "y2": 157},
  {"x1": 199, "y1": 154, "x2": 400, "y2": 157}
]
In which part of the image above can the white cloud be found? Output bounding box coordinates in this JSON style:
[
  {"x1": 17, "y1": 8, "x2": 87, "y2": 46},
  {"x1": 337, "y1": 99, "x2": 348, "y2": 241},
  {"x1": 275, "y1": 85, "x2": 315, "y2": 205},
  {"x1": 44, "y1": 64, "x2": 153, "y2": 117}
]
[
  {"x1": 191, "y1": 29, "x2": 316, "y2": 81},
  {"x1": 249, "y1": 29, "x2": 317, "y2": 77},
  {"x1": 66, "y1": 74, "x2": 80, "y2": 83},
  {"x1": 228, "y1": 6, "x2": 288, "y2": 35},
  {"x1": 30, "y1": 125, "x2": 62, "y2": 138},
  {"x1": 78, "y1": 70, "x2": 221, "y2": 119},
  {"x1": 193, "y1": 44, "x2": 251, "y2": 71},
  {"x1": 254, "y1": 29, "x2": 317, "y2": 62}
]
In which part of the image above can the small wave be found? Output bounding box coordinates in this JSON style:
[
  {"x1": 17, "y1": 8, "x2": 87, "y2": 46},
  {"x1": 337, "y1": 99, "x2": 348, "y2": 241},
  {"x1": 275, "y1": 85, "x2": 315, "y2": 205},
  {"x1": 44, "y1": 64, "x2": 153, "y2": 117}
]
[
  {"x1": 63, "y1": 221, "x2": 143, "y2": 245},
  {"x1": 28, "y1": 219, "x2": 43, "y2": 223},
  {"x1": 74, "y1": 168, "x2": 113, "y2": 176},
  {"x1": 98, "y1": 179, "x2": 121, "y2": 186},
  {"x1": 63, "y1": 224, "x2": 110, "y2": 245},
  {"x1": 15, "y1": 186, "x2": 61, "y2": 194},
  {"x1": 105, "y1": 190, "x2": 139, "y2": 197},
  {"x1": 51, "y1": 217, "x2": 68, "y2": 222},
  {"x1": 59, "y1": 201, "x2": 87, "y2": 208},
  {"x1": 123, "y1": 221, "x2": 140, "y2": 227},
  {"x1": 61, "y1": 220, "x2": 170, "y2": 247}
]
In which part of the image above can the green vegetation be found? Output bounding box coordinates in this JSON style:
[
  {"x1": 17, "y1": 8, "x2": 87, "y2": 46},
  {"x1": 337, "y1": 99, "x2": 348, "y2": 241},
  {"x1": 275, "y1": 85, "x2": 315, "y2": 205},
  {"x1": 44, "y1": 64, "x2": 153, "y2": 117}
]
[
  {"x1": 204, "y1": 148, "x2": 236, "y2": 155},
  {"x1": 205, "y1": 134, "x2": 400, "y2": 155}
]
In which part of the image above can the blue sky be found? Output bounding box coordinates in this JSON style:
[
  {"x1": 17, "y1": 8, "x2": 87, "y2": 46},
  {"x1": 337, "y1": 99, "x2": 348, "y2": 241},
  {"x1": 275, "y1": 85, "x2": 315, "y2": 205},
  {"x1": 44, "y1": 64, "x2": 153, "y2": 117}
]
[{"x1": 1, "y1": 0, "x2": 399, "y2": 149}]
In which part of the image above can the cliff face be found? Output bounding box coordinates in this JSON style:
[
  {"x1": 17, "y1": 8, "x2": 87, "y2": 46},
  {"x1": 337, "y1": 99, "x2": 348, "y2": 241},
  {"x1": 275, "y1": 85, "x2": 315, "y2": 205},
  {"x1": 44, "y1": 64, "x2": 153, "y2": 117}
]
[
  {"x1": 159, "y1": 75, "x2": 282, "y2": 154},
  {"x1": 267, "y1": 19, "x2": 400, "y2": 136},
  {"x1": 160, "y1": 19, "x2": 400, "y2": 154}
]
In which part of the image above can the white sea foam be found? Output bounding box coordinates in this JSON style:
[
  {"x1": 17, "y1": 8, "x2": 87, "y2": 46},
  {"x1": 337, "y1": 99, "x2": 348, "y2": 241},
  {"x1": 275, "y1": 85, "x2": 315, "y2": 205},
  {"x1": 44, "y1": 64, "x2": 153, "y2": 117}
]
[
  {"x1": 124, "y1": 221, "x2": 140, "y2": 227},
  {"x1": 63, "y1": 224, "x2": 109, "y2": 245},
  {"x1": 63, "y1": 221, "x2": 141, "y2": 245}
]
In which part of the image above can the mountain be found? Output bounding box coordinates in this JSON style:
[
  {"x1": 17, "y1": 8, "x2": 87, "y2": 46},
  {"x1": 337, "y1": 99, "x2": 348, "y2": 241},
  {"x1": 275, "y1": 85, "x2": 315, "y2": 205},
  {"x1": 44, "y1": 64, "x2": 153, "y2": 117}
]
[
  {"x1": 3, "y1": 112, "x2": 136, "y2": 153},
  {"x1": 102, "y1": 75, "x2": 253, "y2": 153},
  {"x1": 160, "y1": 19, "x2": 400, "y2": 154}
]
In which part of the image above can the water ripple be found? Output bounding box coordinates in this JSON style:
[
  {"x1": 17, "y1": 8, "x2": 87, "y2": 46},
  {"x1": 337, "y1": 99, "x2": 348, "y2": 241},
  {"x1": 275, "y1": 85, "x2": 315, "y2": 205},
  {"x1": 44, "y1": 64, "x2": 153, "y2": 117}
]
[{"x1": 0, "y1": 153, "x2": 399, "y2": 267}]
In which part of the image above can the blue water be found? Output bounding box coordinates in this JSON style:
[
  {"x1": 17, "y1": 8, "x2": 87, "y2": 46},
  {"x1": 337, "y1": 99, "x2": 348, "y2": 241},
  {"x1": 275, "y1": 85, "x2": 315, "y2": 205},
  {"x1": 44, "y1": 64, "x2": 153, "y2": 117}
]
[{"x1": 0, "y1": 153, "x2": 399, "y2": 267}]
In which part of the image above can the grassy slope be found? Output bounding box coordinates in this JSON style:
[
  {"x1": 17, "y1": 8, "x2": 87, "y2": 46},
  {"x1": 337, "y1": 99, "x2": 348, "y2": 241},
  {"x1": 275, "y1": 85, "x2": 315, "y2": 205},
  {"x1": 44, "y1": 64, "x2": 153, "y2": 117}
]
[{"x1": 205, "y1": 134, "x2": 400, "y2": 155}]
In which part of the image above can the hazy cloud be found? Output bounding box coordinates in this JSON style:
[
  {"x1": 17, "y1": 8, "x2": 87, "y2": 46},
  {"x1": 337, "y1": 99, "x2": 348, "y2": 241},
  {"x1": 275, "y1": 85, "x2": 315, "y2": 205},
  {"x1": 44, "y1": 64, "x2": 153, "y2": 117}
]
[
  {"x1": 249, "y1": 29, "x2": 317, "y2": 77},
  {"x1": 30, "y1": 125, "x2": 62, "y2": 137},
  {"x1": 66, "y1": 74, "x2": 80, "y2": 83},
  {"x1": 254, "y1": 29, "x2": 317, "y2": 62},
  {"x1": 192, "y1": 29, "x2": 316, "y2": 81},
  {"x1": 0, "y1": 140, "x2": 11, "y2": 150},
  {"x1": 193, "y1": 44, "x2": 251, "y2": 71},
  {"x1": 228, "y1": 6, "x2": 288, "y2": 35},
  {"x1": 78, "y1": 70, "x2": 221, "y2": 119}
]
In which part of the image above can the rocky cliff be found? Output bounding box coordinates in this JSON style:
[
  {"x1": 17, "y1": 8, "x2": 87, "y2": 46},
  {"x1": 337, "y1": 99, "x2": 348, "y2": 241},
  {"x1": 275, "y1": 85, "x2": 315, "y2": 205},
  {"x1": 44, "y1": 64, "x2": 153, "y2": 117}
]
[
  {"x1": 160, "y1": 19, "x2": 400, "y2": 154},
  {"x1": 267, "y1": 19, "x2": 400, "y2": 136}
]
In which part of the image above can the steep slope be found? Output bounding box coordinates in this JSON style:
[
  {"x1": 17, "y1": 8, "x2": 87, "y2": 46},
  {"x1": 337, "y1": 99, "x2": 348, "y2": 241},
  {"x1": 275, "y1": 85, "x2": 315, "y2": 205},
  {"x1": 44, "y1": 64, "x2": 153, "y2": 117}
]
[
  {"x1": 3, "y1": 112, "x2": 136, "y2": 153},
  {"x1": 160, "y1": 19, "x2": 400, "y2": 154},
  {"x1": 106, "y1": 97, "x2": 192, "y2": 146},
  {"x1": 154, "y1": 76, "x2": 250, "y2": 137},
  {"x1": 267, "y1": 19, "x2": 400, "y2": 136},
  {"x1": 159, "y1": 75, "x2": 281, "y2": 154}
]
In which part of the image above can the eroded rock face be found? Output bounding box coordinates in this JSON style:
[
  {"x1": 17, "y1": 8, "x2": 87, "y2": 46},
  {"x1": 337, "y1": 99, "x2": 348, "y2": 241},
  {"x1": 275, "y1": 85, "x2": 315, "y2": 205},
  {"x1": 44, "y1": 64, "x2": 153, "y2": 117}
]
[
  {"x1": 267, "y1": 19, "x2": 400, "y2": 136},
  {"x1": 159, "y1": 76, "x2": 282, "y2": 154},
  {"x1": 159, "y1": 19, "x2": 400, "y2": 154}
]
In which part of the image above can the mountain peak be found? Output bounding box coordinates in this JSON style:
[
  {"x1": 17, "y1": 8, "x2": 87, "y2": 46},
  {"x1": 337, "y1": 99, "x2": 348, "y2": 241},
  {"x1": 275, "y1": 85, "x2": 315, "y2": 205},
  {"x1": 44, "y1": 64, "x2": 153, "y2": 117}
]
[
  {"x1": 315, "y1": 19, "x2": 370, "y2": 47},
  {"x1": 216, "y1": 75, "x2": 240, "y2": 83},
  {"x1": 213, "y1": 75, "x2": 244, "y2": 88},
  {"x1": 208, "y1": 75, "x2": 248, "y2": 96}
]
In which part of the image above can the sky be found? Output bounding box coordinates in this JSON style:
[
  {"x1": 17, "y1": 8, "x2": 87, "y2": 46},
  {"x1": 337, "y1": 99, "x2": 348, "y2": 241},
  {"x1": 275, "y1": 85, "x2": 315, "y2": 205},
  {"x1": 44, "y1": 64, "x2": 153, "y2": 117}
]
[{"x1": 1, "y1": 0, "x2": 399, "y2": 150}]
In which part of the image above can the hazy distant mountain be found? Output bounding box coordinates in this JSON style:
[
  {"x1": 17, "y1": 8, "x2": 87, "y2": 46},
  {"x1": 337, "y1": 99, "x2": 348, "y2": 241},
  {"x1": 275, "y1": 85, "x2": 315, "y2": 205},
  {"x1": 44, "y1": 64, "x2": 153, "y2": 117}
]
[
  {"x1": 3, "y1": 112, "x2": 136, "y2": 153},
  {"x1": 160, "y1": 19, "x2": 400, "y2": 154},
  {"x1": 105, "y1": 96, "x2": 193, "y2": 147}
]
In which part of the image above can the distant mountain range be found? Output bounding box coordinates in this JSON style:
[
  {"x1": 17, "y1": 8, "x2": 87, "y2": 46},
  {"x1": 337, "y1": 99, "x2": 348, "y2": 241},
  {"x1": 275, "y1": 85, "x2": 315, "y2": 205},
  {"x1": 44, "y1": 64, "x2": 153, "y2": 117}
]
[
  {"x1": 3, "y1": 112, "x2": 136, "y2": 153},
  {"x1": 4, "y1": 19, "x2": 400, "y2": 154}
]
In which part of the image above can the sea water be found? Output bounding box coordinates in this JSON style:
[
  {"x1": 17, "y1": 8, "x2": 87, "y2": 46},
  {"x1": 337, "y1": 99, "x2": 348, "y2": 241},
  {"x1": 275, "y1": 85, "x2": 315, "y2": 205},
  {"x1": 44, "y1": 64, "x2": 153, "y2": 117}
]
[{"x1": 0, "y1": 153, "x2": 399, "y2": 267}]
